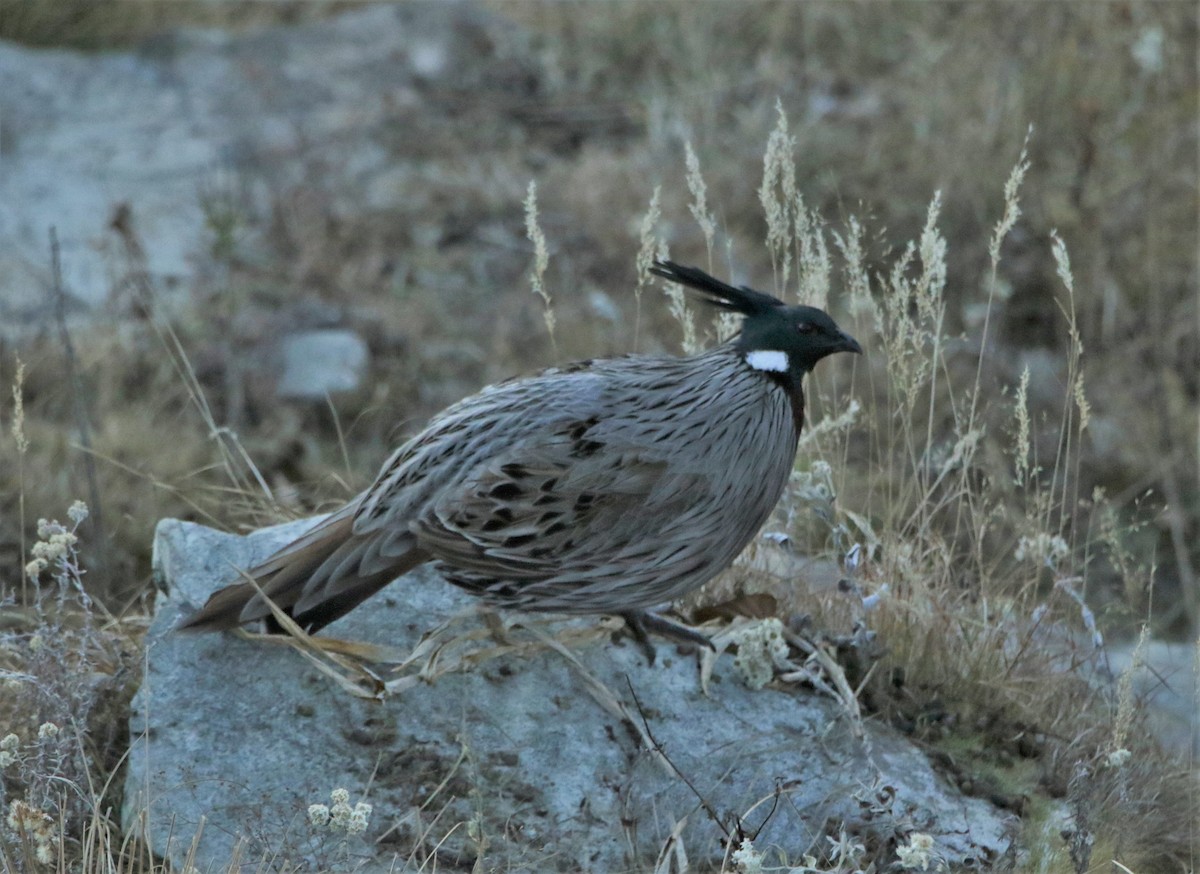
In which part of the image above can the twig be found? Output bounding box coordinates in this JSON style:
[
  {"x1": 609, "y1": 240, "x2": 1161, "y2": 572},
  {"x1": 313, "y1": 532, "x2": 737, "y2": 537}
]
[
  {"x1": 624, "y1": 678, "x2": 729, "y2": 838},
  {"x1": 1158, "y1": 464, "x2": 1198, "y2": 630},
  {"x1": 109, "y1": 203, "x2": 274, "y2": 507},
  {"x1": 49, "y1": 228, "x2": 105, "y2": 557}
]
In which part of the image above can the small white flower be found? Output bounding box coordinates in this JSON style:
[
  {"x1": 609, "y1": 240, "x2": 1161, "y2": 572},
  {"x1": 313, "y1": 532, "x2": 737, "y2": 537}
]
[
  {"x1": 37, "y1": 722, "x2": 59, "y2": 740},
  {"x1": 1, "y1": 733, "x2": 20, "y2": 752},
  {"x1": 329, "y1": 787, "x2": 350, "y2": 805},
  {"x1": 330, "y1": 797, "x2": 353, "y2": 830},
  {"x1": 35, "y1": 842, "x2": 55, "y2": 865},
  {"x1": 730, "y1": 837, "x2": 764, "y2": 874},
  {"x1": 67, "y1": 500, "x2": 89, "y2": 525},
  {"x1": 347, "y1": 802, "x2": 372, "y2": 835},
  {"x1": 732, "y1": 618, "x2": 789, "y2": 690},
  {"x1": 307, "y1": 803, "x2": 330, "y2": 828},
  {"x1": 25, "y1": 558, "x2": 46, "y2": 578},
  {"x1": 49, "y1": 530, "x2": 78, "y2": 551},
  {"x1": 0, "y1": 751, "x2": 15, "y2": 769},
  {"x1": 897, "y1": 832, "x2": 936, "y2": 869},
  {"x1": 1105, "y1": 748, "x2": 1131, "y2": 769},
  {"x1": 794, "y1": 461, "x2": 835, "y2": 507},
  {"x1": 1015, "y1": 532, "x2": 1070, "y2": 568}
]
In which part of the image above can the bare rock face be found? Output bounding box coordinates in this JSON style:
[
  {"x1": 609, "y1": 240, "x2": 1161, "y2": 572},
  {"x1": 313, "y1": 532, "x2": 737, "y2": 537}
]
[
  {"x1": 0, "y1": 2, "x2": 533, "y2": 330},
  {"x1": 126, "y1": 517, "x2": 1013, "y2": 872}
]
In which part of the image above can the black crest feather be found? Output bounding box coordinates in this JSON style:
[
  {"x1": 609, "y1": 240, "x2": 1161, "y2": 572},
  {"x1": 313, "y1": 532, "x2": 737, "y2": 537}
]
[{"x1": 649, "y1": 261, "x2": 783, "y2": 317}]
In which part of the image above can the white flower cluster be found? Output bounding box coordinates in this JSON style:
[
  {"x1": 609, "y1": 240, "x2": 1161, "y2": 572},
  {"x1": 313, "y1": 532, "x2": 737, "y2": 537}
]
[
  {"x1": 730, "y1": 838, "x2": 764, "y2": 874},
  {"x1": 6, "y1": 799, "x2": 58, "y2": 865},
  {"x1": 308, "y1": 787, "x2": 372, "y2": 836},
  {"x1": 732, "y1": 618, "x2": 789, "y2": 690},
  {"x1": 0, "y1": 732, "x2": 19, "y2": 769},
  {"x1": 896, "y1": 832, "x2": 936, "y2": 870},
  {"x1": 792, "y1": 461, "x2": 835, "y2": 513},
  {"x1": 1015, "y1": 532, "x2": 1070, "y2": 568},
  {"x1": 67, "y1": 500, "x2": 90, "y2": 525},
  {"x1": 1105, "y1": 748, "x2": 1131, "y2": 769},
  {"x1": 24, "y1": 502, "x2": 88, "y2": 579}
]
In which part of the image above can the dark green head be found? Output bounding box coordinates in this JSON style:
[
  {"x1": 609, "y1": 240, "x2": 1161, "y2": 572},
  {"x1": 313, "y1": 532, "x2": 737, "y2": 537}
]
[{"x1": 649, "y1": 260, "x2": 862, "y2": 378}]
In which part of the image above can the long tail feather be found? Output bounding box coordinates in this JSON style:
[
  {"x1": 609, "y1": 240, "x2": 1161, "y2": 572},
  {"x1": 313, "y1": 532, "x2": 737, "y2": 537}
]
[{"x1": 176, "y1": 507, "x2": 427, "y2": 634}]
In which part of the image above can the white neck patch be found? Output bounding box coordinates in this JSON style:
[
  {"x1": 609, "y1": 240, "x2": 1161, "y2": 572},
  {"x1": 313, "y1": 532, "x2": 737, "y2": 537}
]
[{"x1": 745, "y1": 349, "x2": 789, "y2": 373}]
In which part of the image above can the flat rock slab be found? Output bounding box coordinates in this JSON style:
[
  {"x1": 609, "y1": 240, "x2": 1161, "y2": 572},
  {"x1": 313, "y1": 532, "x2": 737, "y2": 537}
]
[{"x1": 126, "y1": 518, "x2": 1012, "y2": 871}]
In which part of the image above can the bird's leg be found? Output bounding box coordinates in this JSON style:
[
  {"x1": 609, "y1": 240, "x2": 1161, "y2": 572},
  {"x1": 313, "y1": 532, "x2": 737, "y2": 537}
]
[
  {"x1": 619, "y1": 610, "x2": 715, "y2": 664},
  {"x1": 617, "y1": 611, "x2": 658, "y2": 663},
  {"x1": 482, "y1": 609, "x2": 515, "y2": 647}
]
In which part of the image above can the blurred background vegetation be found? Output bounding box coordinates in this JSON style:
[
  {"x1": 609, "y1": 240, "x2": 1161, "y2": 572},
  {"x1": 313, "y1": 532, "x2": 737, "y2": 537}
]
[
  {"x1": 2, "y1": 0, "x2": 1194, "y2": 635},
  {"x1": 0, "y1": 2, "x2": 1196, "y2": 871}
]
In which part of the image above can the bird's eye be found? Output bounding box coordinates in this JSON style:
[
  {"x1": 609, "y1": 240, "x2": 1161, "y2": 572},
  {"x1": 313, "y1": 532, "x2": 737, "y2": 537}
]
[{"x1": 796, "y1": 322, "x2": 815, "y2": 334}]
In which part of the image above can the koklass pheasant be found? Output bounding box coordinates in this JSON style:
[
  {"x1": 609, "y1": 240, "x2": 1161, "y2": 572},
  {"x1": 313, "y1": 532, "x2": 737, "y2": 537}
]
[{"x1": 178, "y1": 261, "x2": 862, "y2": 647}]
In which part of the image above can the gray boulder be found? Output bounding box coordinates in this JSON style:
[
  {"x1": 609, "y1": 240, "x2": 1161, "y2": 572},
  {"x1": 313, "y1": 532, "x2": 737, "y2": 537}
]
[
  {"x1": 276, "y1": 329, "x2": 370, "y2": 399},
  {"x1": 125, "y1": 517, "x2": 1013, "y2": 871}
]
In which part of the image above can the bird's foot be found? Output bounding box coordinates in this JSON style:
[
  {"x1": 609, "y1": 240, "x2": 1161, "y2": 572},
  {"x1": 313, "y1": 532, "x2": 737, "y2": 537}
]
[{"x1": 618, "y1": 610, "x2": 715, "y2": 664}]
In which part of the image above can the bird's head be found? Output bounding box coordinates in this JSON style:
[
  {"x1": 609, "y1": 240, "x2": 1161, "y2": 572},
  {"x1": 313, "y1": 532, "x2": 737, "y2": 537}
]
[{"x1": 649, "y1": 260, "x2": 862, "y2": 377}]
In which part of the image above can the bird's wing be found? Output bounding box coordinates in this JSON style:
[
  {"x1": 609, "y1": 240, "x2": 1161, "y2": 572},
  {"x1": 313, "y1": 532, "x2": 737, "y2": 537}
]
[
  {"x1": 349, "y1": 365, "x2": 609, "y2": 544},
  {"x1": 408, "y1": 412, "x2": 707, "y2": 582}
]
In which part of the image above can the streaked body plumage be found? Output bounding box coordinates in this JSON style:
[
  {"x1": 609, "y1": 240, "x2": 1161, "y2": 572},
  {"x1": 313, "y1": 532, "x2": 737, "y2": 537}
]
[{"x1": 179, "y1": 262, "x2": 860, "y2": 640}]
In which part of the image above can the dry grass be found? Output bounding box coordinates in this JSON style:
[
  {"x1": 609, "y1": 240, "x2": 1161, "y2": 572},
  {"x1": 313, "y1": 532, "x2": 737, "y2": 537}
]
[
  {"x1": 1, "y1": 2, "x2": 1196, "y2": 872},
  {"x1": 678, "y1": 105, "x2": 1197, "y2": 872},
  {"x1": 0, "y1": 0, "x2": 361, "y2": 50}
]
